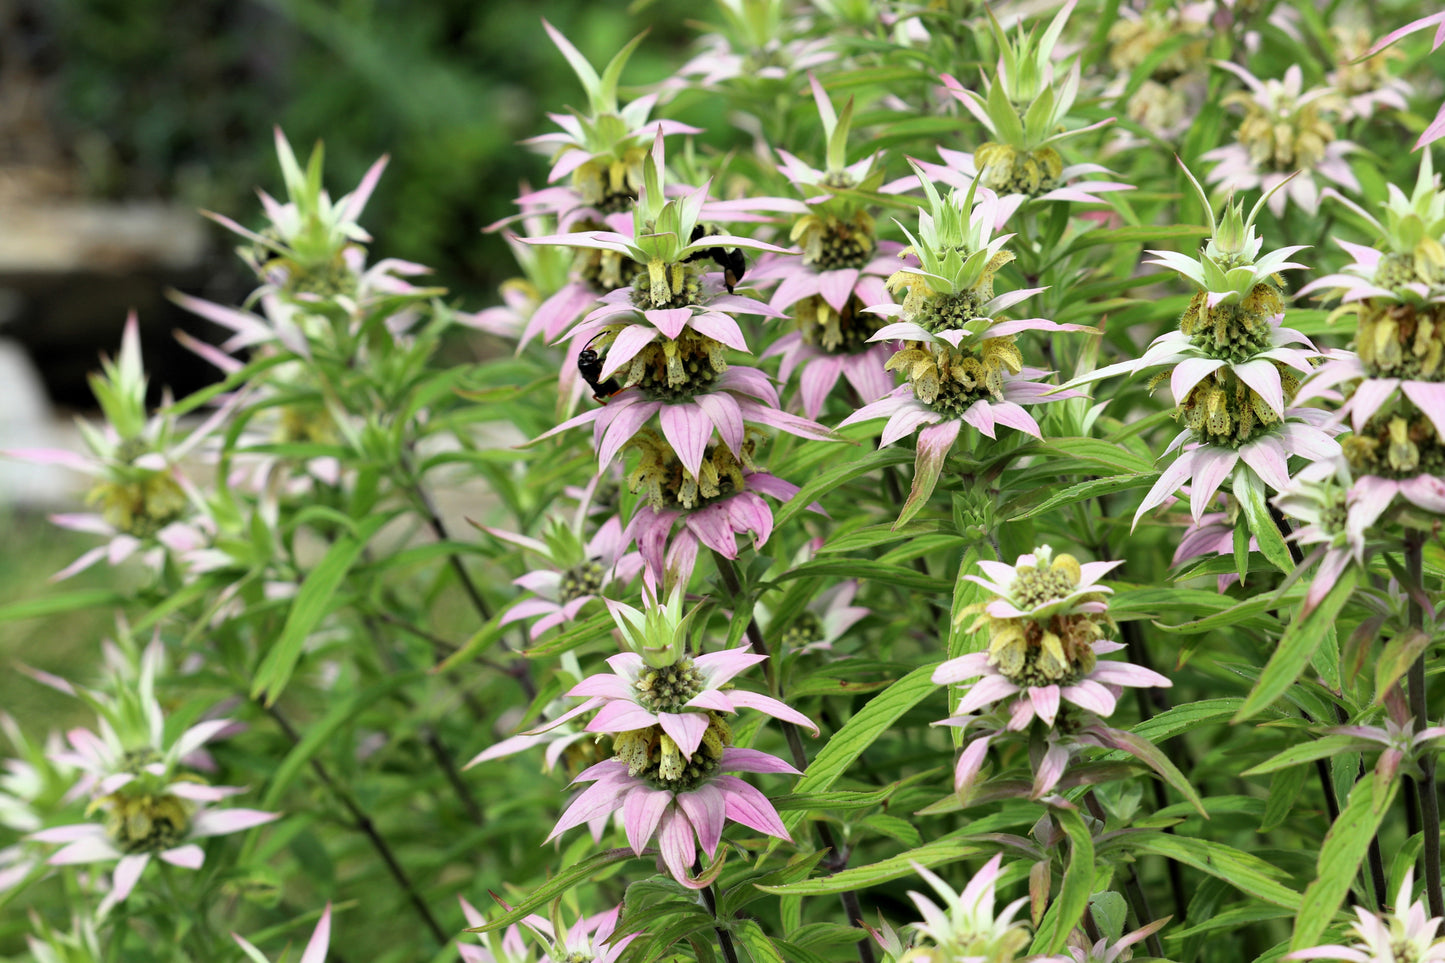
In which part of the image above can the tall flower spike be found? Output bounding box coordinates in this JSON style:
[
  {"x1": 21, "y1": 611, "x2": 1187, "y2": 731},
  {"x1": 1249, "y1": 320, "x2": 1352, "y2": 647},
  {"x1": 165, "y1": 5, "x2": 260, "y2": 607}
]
[
  {"x1": 1062, "y1": 163, "x2": 1339, "y2": 528},
  {"x1": 1294, "y1": 150, "x2": 1445, "y2": 530},
  {"x1": 758, "y1": 73, "x2": 900, "y2": 418},
  {"x1": 1287, "y1": 869, "x2": 1445, "y2": 961},
  {"x1": 932, "y1": 548, "x2": 1171, "y2": 799},
  {"x1": 870, "y1": 856, "x2": 1032, "y2": 962},
  {"x1": 841, "y1": 171, "x2": 1084, "y2": 526}
]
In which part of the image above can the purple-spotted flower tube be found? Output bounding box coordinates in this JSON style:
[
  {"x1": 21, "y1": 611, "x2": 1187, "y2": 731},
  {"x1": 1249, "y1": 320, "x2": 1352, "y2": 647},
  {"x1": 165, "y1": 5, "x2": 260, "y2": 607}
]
[
  {"x1": 1202, "y1": 62, "x2": 1358, "y2": 216},
  {"x1": 540, "y1": 586, "x2": 812, "y2": 887}
]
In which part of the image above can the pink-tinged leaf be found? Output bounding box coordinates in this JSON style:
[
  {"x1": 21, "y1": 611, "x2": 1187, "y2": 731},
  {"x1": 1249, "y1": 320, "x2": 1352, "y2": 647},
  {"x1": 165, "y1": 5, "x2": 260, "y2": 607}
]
[
  {"x1": 1032, "y1": 743, "x2": 1071, "y2": 798},
  {"x1": 622, "y1": 786, "x2": 671, "y2": 854},
  {"x1": 693, "y1": 648, "x2": 767, "y2": 687},
  {"x1": 646, "y1": 307, "x2": 695, "y2": 341},
  {"x1": 721, "y1": 748, "x2": 802, "y2": 776},
  {"x1": 933, "y1": 652, "x2": 991, "y2": 685},
  {"x1": 799, "y1": 354, "x2": 845, "y2": 420},
  {"x1": 897, "y1": 420, "x2": 960, "y2": 527},
  {"x1": 658, "y1": 806, "x2": 698, "y2": 885},
  {"x1": 818, "y1": 269, "x2": 860, "y2": 312},
  {"x1": 660, "y1": 402, "x2": 714, "y2": 478},
  {"x1": 1089, "y1": 726, "x2": 1206, "y2": 817},
  {"x1": 302, "y1": 905, "x2": 333, "y2": 963},
  {"x1": 548, "y1": 774, "x2": 628, "y2": 840},
  {"x1": 693, "y1": 391, "x2": 745, "y2": 457},
  {"x1": 596, "y1": 399, "x2": 660, "y2": 469},
  {"x1": 1170, "y1": 357, "x2": 1226, "y2": 405},
  {"x1": 687, "y1": 311, "x2": 749, "y2": 351},
  {"x1": 599, "y1": 324, "x2": 659, "y2": 380},
  {"x1": 715, "y1": 775, "x2": 790, "y2": 840},
  {"x1": 1029, "y1": 685, "x2": 1061, "y2": 727},
  {"x1": 684, "y1": 505, "x2": 740, "y2": 558},
  {"x1": 725, "y1": 690, "x2": 819, "y2": 733},
  {"x1": 1238, "y1": 436, "x2": 1290, "y2": 493},
  {"x1": 587, "y1": 701, "x2": 658, "y2": 733},
  {"x1": 954, "y1": 734, "x2": 994, "y2": 796},
  {"x1": 111, "y1": 853, "x2": 151, "y2": 901},
  {"x1": 190, "y1": 808, "x2": 280, "y2": 838},
  {"x1": 159, "y1": 844, "x2": 206, "y2": 869},
  {"x1": 676, "y1": 783, "x2": 727, "y2": 856},
  {"x1": 1401, "y1": 382, "x2": 1445, "y2": 438},
  {"x1": 1190, "y1": 447, "x2": 1240, "y2": 521},
  {"x1": 1349, "y1": 378, "x2": 1400, "y2": 432}
]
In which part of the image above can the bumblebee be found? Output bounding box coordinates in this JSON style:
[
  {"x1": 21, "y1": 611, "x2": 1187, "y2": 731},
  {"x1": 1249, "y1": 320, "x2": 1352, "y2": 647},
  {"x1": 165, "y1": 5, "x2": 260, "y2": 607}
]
[
  {"x1": 577, "y1": 346, "x2": 625, "y2": 403},
  {"x1": 685, "y1": 223, "x2": 747, "y2": 293}
]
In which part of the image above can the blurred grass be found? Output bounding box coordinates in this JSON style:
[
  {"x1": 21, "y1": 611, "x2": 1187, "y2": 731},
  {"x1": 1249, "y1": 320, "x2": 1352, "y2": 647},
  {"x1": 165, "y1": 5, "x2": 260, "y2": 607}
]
[{"x1": 0, "y1": 513, "x2": 124, "y2": 735}]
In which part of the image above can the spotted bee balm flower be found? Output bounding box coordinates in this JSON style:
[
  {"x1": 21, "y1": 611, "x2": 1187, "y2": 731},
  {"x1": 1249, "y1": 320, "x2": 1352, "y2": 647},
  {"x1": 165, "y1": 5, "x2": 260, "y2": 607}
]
[
  {"x1": 1203, "y1": 62, "x2": 1359, "y2": 216},
  {"x1": 539, "y1": 588, "x2": 812, "y2": 887},
  {"x1": 933, "y1": 548, "x2": 1171, "y2": 800},
  {"x1": 1287, "y1": 870, "x2": 1445, "y2": 962},
  {"x1": 942, "y1": 0, "x2": 1113, "y2": 200},
  {"x1": 1297, "y1": 150, "x2": 1445, "y2": 530},
  {"x1": 867, "y1": 854, "x2": 1032, "y2": 963},
  {"x1": 842, "y1": 172, "x2": 1086, "y2": 525},
  {"x1": 1067, "y1": 164, "x2": 1339, "y2": 528}
]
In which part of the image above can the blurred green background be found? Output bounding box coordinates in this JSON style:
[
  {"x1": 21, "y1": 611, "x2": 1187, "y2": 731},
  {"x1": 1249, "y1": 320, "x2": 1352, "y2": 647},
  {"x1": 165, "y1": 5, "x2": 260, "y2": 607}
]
[{"x1": 22, "y1": 0, "x2": 701, "y2": 307}]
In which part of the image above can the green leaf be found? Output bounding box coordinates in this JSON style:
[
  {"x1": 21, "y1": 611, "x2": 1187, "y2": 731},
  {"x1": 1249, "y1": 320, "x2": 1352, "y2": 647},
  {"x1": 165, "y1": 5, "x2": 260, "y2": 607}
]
[
  {"x1": 732, "y1": 920, "x2": 788, "y2": 963},
  {"x1": 1070, "y1": 223, "x2": 1211, "y2": 251},
  {"x1": 719, "y1": 851, "x2": 830, "y2": 918},
  {"x1": 261, "y1": 672, "x2": 421, "y2": 809},
  {"x1": 1261, "y1": 764, "x2": 1310, "y2": 833},
  {"x1": 1004, "y1": 473, "x2": 1153, "y2": 521},
  {"x1": 1242, "y1": 735, "x2": 1376, "y2": 777},
  {"x1": 252, "y1": 513, "x2": 391, "y2": 703},
  {"x1": 1041, "y1": 437, "x2": 1154, "y2": 474},
  {"x1": 464, "y1": 849, "x2": 641, "y2": 933},
  {"x1": 1237, "y1": 471, "x2": 1295, "y2": 574},
  {"x1": 776, "y1": 663, "x2": 943, "y2": 836},
  {"x1": 774, "y1": 448, "x2": 914, "y2": 527},
  {"x1": 1038, "y1": 808, "x2": 1096, "y2": 954},
  {"x1": 774, "y1": 559, "x2": 950, "y2": 593},
  {"x1": 1291, "y1": 777, "x2": 1399, "y2": 950},
  {"x1": 0, "y1": 589, "x2": 128, "y2": 623},
  {"x1": 771, "y1": 788, "x2": 896, "y2": 813},
  {"x1": 1122, "y1": 833, "x2": 1301, "y2": 908},
  {"x1": 1233, "y1": 569, "x2": 1359, "y2": 722},
  {"x1": 1375, "y1": 627, "x2": 1431, "y2": 702},
  {"x1": 758, "y1": 833, "x2": 980, "y2": 895}
]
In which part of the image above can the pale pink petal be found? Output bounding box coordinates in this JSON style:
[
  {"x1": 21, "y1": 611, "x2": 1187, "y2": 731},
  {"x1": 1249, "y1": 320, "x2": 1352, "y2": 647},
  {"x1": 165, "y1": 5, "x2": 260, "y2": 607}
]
[
  {"x1": 714, "y1": 775, "x2": 790, "y2": 840},
  {"x1": 723, "y1": 690, "x2": 819, "y2": 733},
  {"x1": 587, "y1": 701, "x2": 659, "y2": 733},
  {"x1": 659, "y1": 403, "x2": 713, "y2": 479}
]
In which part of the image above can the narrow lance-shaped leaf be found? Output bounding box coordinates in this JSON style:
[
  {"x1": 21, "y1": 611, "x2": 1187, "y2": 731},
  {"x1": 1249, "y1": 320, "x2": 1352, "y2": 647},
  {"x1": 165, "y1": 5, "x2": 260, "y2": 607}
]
[
  {"x1": 1291, "y1": 776, "x2": 1399, "y2": 950},
  {"x1": 1234, "y1": 568, "x2": 1359, "y2": 722}
]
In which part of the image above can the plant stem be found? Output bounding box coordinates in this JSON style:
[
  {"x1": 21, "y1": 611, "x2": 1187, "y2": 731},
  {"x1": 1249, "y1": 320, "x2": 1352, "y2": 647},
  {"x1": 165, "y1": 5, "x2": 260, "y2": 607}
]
[
  {"x1": 266, "y1": 705, "x2": 449, "y2": 947},
  {"x1": 712, "y1": 551, "x2": 877, "y2": 963},
  {"x1": 400, "y1": 452, "x2": 537, "y2": 700},
  {"x1": 1405, "y1": 531, "x2": 1443, "y2": 917},
  {"x1": 701, "y1": 881, "x2": 742, "y2": 963}
]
